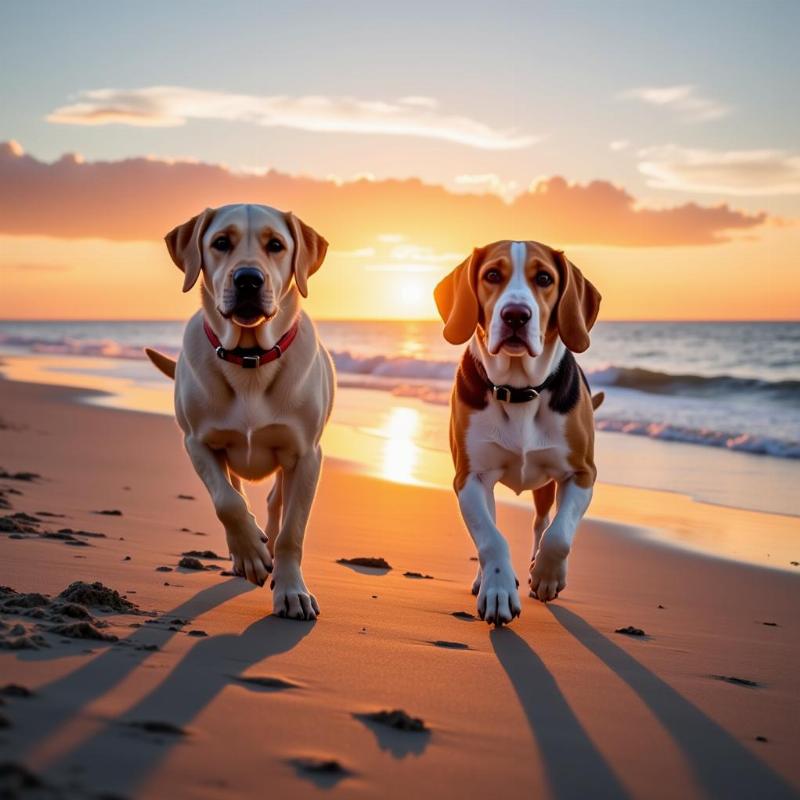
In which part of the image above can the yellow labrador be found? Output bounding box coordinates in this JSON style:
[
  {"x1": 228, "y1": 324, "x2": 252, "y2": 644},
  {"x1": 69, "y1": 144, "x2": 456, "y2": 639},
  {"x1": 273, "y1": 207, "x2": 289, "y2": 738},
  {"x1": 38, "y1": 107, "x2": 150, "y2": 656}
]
[{"x1": 146, "y1": 204, "x2": 333, "y2": 620}]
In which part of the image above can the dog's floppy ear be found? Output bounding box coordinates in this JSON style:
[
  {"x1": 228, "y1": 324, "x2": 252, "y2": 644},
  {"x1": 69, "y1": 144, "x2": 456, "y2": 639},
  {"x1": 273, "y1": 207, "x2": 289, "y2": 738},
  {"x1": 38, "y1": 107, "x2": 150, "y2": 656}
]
[
  {"x1": 164, "y1": 208, "x2": 215, "y2": 293},
  {"x1": 552, "y1": 249, "x2": 601, "y2": 353},
  {"x1": 434, "y1": 248, "x2": 483, "y2": 345},
  {"x1": 286, "y1": 212, "x2": 328, "y2": 298}
]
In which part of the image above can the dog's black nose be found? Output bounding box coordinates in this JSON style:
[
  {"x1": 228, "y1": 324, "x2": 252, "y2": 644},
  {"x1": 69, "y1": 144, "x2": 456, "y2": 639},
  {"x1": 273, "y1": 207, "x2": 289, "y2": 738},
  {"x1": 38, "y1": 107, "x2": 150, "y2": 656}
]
[
  {"x1": 501, "y1": 304, "x2": 532, "y2": 330},
  {"x1": 233, "y1": 267, "x2": 264, "y2": 292}
]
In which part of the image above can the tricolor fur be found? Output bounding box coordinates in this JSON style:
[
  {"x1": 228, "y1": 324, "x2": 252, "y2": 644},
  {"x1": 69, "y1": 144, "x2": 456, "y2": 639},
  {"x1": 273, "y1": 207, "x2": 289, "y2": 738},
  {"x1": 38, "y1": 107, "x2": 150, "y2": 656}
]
[{"x1": 435, "y1": 240, "x2": 602, "y2": 625}]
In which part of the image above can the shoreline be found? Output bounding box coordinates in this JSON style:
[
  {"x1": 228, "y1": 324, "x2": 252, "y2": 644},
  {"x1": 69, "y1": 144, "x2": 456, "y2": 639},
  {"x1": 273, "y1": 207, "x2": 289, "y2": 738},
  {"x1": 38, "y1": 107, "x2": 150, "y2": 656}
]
[
  {"x1": 1, "y1": 354, "x2": 799, "y2": 574},
  {"x1": 1, "y1": 319, "x2": 799, "y2": 469}
]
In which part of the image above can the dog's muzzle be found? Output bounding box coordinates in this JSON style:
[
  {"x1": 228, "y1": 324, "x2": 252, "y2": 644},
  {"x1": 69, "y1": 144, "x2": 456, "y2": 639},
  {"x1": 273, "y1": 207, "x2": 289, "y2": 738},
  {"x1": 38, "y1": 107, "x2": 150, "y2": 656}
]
[
  {"x1": 495, "y1": 303, "x2": 538, "y2": 356},
  {"x1": 226, "y1": 267, "x2": 270, "y2": 325}
]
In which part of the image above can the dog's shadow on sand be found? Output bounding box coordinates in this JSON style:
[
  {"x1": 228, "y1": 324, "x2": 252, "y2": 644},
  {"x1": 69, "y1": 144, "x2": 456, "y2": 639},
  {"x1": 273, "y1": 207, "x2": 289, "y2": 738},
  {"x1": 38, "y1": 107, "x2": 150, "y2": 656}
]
[
  {"x1": 548, "y1": 606, "x2": 797, "y2": 799},
  {"x1": 22, "y1": 581, "x2": 250, "y2": 742},
  {"x1": 22, "y1": 580, "x2": 313, "y2": 793},
  {"x1": 44, "y1": 612, "x2": 314, "y2": 794},
  {"x1": 491, "y1": 628, "x2": 629, "y2": 799},
  {"x1": 516, "y1": 606, "x2": 795, "y2": 800}
]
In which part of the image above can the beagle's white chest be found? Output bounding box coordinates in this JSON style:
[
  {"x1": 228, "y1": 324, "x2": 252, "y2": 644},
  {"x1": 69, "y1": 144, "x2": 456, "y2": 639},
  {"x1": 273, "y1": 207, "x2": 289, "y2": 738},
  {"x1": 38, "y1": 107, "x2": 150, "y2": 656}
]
[{"x1": 465, "y1": 400, "x2": 570, "y2": 493}]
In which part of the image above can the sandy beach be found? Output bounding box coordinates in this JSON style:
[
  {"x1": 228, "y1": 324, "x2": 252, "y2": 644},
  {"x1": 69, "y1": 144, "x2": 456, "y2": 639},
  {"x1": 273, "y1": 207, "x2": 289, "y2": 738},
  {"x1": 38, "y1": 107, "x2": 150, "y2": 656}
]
[{"x1": 0, "y1": 376, "x2": 798, "y2": 799}]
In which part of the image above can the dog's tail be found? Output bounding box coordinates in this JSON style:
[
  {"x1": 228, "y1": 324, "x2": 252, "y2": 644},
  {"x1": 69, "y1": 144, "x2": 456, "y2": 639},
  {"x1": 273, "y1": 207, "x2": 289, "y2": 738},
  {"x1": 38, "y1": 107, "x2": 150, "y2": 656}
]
[
  {"x1": 144, "y1": 348, "x2": 177, "y2": 380},
  {"x1": 591, "y1": 391, "x2": 605, "y2": 411}
]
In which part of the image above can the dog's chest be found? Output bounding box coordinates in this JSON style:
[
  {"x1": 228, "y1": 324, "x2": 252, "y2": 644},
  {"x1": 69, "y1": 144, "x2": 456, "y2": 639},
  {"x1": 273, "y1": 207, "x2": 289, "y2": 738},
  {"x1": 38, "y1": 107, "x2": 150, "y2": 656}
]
[
  {"x1": 200, "y1": 386, "x2": 304, "y2": 478},
  {"x1": 465, "y1": 401, "x2": 571, "y2": 492}
]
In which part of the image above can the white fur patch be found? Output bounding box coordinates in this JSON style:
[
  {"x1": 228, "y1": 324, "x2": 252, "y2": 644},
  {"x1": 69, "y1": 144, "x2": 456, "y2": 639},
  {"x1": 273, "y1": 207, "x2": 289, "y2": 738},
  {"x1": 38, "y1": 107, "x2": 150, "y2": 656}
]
[
  {"x1": 487, "y1": 242, "x2": 541, "y2": 357},
  {"x1": 464, "y1": 399, "x2": 572, "y2": 495}
]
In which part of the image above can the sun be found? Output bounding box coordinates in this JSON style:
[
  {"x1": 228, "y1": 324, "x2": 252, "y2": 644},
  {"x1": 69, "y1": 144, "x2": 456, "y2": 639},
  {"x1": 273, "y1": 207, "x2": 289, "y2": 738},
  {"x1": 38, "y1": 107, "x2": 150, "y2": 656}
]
[
  {"x1": 400, "y1": 281, "x2": 423, "y2": 305},
  {"x1": 376, "y1": 269, "x2": 436, "y2": 319}
]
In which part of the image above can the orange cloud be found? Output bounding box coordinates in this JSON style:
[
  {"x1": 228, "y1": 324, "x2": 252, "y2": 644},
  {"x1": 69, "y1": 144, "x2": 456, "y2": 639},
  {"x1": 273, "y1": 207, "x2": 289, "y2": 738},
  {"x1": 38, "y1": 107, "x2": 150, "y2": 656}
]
[{"x1": 0, "y1": 142, "x2": 767, "y2": 249}]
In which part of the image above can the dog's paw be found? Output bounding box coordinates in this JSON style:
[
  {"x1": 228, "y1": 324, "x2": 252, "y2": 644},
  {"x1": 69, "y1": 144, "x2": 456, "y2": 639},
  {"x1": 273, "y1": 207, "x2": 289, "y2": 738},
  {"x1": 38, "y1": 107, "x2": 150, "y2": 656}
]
[
  {"x1": 476, "y1": 561, "x2": 521, "y2": 626},
  {"x1": 529, "y1": 544, "x2": 568, "y2": 603},
  {"x1": 226, "y1": 520, "x2": 273, "y2": 587},
  {"x1": 270, "y1": 566, "x2": 319, "y2": 621}
]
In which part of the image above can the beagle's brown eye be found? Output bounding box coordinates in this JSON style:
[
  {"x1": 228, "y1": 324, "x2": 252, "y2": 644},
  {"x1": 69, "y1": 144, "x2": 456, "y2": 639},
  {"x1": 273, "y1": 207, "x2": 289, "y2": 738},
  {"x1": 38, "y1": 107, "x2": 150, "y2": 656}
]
[
  {"x1": 211, "y1": 235, "x2": 231, "y2": 252},
  {"x1": 484, "y1": 268, "x2": 503, "y2": 284},
  {"x1": 535, "y1": 271, "x2": 554, "y2": 287},
  {"x1": 266, "y1": 238, "x2": 284, "y2": 253}
]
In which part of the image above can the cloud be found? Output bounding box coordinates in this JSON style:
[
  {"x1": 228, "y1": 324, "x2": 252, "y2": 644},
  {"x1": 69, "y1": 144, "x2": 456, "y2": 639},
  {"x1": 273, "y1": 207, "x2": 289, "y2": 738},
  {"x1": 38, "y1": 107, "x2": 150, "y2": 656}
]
[
  {"x1": 609, "y1": 139, "x2": 630, "y2": 152},
  {"x1": 0, "y1": 141, "x2": 767, "y2": 248},
  {"x1": 47, "y1": 86, "x2": 537, "y2": 150},
  {"x1": 397, "y1": 96, "x2": 439, "y2": 109},
  {"x1": 637, "y1": 145, "x2": 800, "y2": 196},
  {"x1": 620, "y1": 85, "x2": 731, "y2": 123},
  {"x1": 329, "y1": 247, "x2": 376, "y2": 258},
  {"x1": 454, "y1": 173, "x2": 520, "y2": 202},
  {"x1": 512, "y1": 176, "x2": 766, "y2": 246}
]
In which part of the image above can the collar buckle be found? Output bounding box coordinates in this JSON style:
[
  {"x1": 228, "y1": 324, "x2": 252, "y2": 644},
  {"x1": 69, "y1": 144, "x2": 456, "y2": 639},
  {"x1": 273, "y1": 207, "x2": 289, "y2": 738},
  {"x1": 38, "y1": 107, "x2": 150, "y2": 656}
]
[
  {"x1": 204, "y1": 316, "x2": 299, "y2": 369},
  {"x1": 493, "y1": 385, "x2": 511, "y2": 403},
  {"x1": 492, "y1": 384, "x2": 539, "y2": 403}
]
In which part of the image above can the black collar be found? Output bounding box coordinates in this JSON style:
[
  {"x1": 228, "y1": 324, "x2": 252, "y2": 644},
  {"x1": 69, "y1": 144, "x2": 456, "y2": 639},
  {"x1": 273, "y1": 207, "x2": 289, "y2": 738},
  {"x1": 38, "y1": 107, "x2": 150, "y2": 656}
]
[{"x1": 476, "y1": 359, "x2": 559, "y2": 404}]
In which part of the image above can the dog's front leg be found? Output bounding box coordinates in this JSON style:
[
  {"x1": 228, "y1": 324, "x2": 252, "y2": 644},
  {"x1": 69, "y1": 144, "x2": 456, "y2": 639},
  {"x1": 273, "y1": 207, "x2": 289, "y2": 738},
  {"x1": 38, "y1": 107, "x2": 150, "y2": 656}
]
[
  {"x1": 458, "y1": 472, "x2": 521, "y2": 625},
  {"x1": 270, "y1": 446, "x2": 322, "y2": 620},
  {"x1": 184, "y1": 435, "x2": 273, "y2": 586},
  {"x1": 529, "y1": 477, "x2": 592, "y2": 602}
]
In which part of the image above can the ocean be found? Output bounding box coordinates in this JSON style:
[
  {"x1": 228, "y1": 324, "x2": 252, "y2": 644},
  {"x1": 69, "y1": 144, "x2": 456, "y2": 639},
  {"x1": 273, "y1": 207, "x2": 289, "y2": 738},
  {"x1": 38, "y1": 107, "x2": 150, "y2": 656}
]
[
  {"x1": 1, "y1": 319, "x2": 798, "y2": 460},
  {"x1": 2, "y1": 318, "x2": 799, "y2": 569}
]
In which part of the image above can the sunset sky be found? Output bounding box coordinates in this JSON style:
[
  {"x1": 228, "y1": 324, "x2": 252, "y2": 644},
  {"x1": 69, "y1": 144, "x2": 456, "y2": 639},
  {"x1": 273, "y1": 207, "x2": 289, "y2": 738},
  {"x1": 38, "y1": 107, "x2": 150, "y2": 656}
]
[{"x1": 1, "y1": 0, "x2": 798, "y2": 320}]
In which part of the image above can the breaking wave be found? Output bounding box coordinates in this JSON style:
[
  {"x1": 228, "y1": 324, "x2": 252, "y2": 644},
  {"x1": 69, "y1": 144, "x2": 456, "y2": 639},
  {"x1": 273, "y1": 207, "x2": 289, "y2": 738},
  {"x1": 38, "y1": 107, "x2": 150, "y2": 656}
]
[{"x1": 2, "y1": 332, "x2": 798, "y2": 459}]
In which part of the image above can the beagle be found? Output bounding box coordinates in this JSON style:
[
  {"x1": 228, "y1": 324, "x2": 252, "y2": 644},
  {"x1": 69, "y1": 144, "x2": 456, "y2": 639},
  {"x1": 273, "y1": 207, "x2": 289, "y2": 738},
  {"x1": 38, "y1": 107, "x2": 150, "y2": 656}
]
[
  {"x1": 434, "y1": 240, "x2": 602, "y2": 625},
  {"x1": 146, "y1": 204, "x2": 333, "y2": 620}
]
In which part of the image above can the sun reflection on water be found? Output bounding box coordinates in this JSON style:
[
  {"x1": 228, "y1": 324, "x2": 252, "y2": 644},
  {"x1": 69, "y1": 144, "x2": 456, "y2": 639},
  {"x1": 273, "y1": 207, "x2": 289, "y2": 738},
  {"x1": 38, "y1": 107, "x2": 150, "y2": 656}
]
[
  {"x1": 397, "y1": 321, "x2": 428, "y2": 358},
  {"x1": 380, "y1": 406, "x2": 420, "y2": 484}
]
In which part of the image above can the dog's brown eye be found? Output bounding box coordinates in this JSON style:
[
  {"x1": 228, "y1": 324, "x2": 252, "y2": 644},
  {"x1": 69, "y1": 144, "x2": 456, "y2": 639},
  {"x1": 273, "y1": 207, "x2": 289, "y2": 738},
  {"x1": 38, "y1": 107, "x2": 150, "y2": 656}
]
[
  {"x1": 535, "y1": 271, "x2": 554, "y2": 287},
  {"x1": 484, "y1": 269, "x2": 503, "y2": 284},
  {"x1": 211, "y1": 236, "x2": 231, "y2": 252},
  {"x1": 266, "y1": 238, "x2": 284, "y2": 253}
]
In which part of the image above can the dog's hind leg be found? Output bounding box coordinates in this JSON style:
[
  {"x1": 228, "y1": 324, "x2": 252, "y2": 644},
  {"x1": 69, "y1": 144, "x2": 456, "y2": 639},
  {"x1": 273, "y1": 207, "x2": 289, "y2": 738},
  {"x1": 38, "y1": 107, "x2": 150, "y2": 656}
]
[
  {"x1": 228, "y1": 470, "x2": 255, "y2": 512},
  {"x1": 265, "y1": 471, "x2": 283, "y2": 558},
  {"x1": 531, "y1": 481, "x2": 556, "y2": 560},
  {"x1": 184, "y1": 435, "x2": 272, "y2": 586},
  {"x1": 530, "y1": 478, "x2": 593, "y2": 603},
  {"x1": 229, "y1": 470, "x2": 244, "y2": 498}
]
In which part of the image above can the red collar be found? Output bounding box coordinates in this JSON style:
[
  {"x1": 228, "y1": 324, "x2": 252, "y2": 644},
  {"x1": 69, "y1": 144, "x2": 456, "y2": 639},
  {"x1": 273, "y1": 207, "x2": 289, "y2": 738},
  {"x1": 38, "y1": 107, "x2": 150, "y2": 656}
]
[{"x1": 203, "y1": 317, "x2": 300, "y2": 368}]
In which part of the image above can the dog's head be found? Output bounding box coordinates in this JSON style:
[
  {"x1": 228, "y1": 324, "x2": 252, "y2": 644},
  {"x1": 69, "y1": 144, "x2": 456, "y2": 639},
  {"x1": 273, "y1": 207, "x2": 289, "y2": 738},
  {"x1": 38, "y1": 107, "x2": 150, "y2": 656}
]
[
  {"x1": 165, "y1": 204, "x2": 327, "y2": 327},
  {"x1": 434, "y1": 240, "x2": 600, "y2": 356}
]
